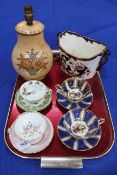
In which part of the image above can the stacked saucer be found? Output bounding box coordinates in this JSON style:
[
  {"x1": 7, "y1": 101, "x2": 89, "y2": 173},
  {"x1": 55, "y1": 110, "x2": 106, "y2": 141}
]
[
  {"x1": 56, "y1": 77, "x2": 93, "y2": 110},
  {"x1": 8, "y1": 112, "x2": 54, "y2": 154},
  {"x1": 16, "y1": 80, "x2": 52, "y2": 112},
  {"x1": 58, "y1": 108, "x2": 104, "y2": 151}
]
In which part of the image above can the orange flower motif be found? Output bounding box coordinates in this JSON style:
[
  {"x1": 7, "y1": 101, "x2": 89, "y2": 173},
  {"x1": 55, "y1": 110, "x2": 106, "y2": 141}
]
[
  {"x1": 33, "y1": 60, "x2": 42, "y2": 69},
  {"x1": 20, "y1": 58, "x2": 32, "y2": 69}
]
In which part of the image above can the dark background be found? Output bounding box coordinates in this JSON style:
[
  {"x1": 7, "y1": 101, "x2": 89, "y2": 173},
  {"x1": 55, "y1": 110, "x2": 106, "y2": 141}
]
[{"x1": 0, "y1": 0, "x2": 117, "y2": 174}]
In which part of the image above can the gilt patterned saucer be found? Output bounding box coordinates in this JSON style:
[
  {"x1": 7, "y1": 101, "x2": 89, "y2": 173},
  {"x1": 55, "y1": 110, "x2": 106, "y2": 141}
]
[
  {"x1": 56, "y1": 77, "x2": 93, "y2": 110},
  {"x1": 16, "y1": 88, "x2": 52, "y2": 112},
  {"x1": 63, "y1": 108, "x2": 101, "y2": 139},
  {"x1": 58, "y1": 117, "x2": 102, "y2": 151}
]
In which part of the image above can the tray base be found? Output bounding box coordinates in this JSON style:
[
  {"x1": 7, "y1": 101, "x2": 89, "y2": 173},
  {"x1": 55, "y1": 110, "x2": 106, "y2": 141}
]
[{"x1": 4, "y1": 51, "x2": 115, "y2": 168}]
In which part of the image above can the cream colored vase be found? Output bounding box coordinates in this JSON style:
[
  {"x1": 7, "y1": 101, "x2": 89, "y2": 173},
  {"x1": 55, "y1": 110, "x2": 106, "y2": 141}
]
[{"x1": 12, "y1": 7, "x2": 53, "y2": 80}]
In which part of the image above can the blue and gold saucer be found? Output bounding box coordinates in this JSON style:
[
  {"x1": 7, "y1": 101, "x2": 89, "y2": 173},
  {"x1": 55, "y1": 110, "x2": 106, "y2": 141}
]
[
  {"x1": 56, "y1": 77, "x2": 93, "y2": 110},
  {"x1": 63, "y1": 108, "x2": 102, "y2": 139},
  {"x1": 57, "y1": 117, "x2": 102, "y2": 151}
]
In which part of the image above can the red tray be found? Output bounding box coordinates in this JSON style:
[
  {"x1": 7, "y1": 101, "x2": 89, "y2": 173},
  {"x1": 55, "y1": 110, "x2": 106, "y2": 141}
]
[{"x1": 4, "y1": 51, "x2": 115, "y2": 168}]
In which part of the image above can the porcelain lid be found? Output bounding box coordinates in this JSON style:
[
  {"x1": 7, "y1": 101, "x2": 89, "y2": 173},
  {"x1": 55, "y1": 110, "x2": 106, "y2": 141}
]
[{"x1": 15, "y1": 20, "x2": 44, "y2": 35}]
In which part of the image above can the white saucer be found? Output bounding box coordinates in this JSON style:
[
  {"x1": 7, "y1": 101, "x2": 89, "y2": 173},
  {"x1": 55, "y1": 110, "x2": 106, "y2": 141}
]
[{"x1": 8, "y1": 115, "x2": 54, "y2": 154}]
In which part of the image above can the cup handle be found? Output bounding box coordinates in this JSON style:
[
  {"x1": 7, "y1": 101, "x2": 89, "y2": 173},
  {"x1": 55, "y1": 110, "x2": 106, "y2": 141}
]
[
  {"x1": 97, "y1": 49, "x2": 110, "y2": 70},
  {"x1": 98, "y1": 118, "x2": 105, "y2": 125},
  {"x1": 55, "y1": 84, "x2": 63, "y2": 90},
  {"x1": 55, "y1": 84, "x2": 67, "y2": 97}
]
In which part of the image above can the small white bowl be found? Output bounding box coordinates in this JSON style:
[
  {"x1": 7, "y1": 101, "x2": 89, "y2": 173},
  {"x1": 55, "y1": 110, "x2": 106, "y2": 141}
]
[{"x1": 20, "y1": 80, "x2": 47, "y2": 103}]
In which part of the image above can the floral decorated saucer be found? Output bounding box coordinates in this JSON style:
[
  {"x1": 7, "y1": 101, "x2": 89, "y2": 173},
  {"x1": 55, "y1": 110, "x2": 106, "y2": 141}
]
[
  {"x1": 14, "y1": 112, "x2": 47, "y2": 143},
  {"x1": 20, "y1": 80, "x2": 47, "y2": 103},
  {"x1": 16, "y1": 87, "x2": 52, "y2": 112},
  {"x1": 63, "y1": 108, "x2": 104, "y2": 139},
  {"x1": 58, "y1": 117, "x2": 102, "y2": 151},
  {"x1": 8, "y1": 113, "x2": 54, "y2": 154},
  {"x1": 56, "y1": 77, "x2": 93, "y2": 110}
]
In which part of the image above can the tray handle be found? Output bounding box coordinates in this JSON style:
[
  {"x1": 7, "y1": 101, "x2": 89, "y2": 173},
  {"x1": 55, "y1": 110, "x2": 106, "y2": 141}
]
[
  {"x1": 41, "y1": 157, "x2": 83, "y2": 169},
  {"x1": 97, "y1": 49, "x2": 110, "y2": 70}
]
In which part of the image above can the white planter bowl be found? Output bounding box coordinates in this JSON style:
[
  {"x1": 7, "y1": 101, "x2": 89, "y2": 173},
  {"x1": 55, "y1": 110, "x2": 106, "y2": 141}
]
[{"x1": 58, "y1": 31, "x2": 110, "y2": 79}]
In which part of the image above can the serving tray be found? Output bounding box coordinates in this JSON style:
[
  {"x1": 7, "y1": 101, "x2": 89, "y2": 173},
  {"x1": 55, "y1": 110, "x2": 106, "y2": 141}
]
[{"x1": 4, "y1": 50, "x2": 115, "y2": 168}]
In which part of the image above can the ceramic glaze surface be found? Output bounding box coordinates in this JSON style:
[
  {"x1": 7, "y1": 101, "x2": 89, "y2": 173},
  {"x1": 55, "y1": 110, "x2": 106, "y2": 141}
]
[
  {"x1": 8, "y1": 116, "x2": 54, "y2": 154},
  {"x1": 12, "y1": 17, "x2": 53, "y2": 80},
  {"x1": 56, "y1": 77, "x2": 93, "y2": 109},
  {"x1": 16, "y1": 87, "x2": 52, "y2": 112},
  {"x1": 71, "y1": 120, "x2": 89, "y2": 138},
  {"x1": 58, "y1": 117, "x2": 102, "y2": 151},
  {"x1": 63, "y1": 108, "x2": 100, "y2": 139},
  {"x1": 14, "y1": 112, "x2": 47, "y2": 142},
  {"x1": 58, "y1": 32, "x2": 109, "y2": 79},
  {"x1": 20, "y1": 80, "x2": 47, "y2": 103},
  {"x1": 67, "y1": 88, "x2": 82, "y2": 102},
  {"x1": 59, "y1": 32, "x2": 105, "y2": 59}
]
